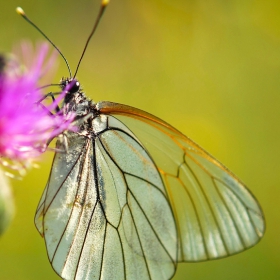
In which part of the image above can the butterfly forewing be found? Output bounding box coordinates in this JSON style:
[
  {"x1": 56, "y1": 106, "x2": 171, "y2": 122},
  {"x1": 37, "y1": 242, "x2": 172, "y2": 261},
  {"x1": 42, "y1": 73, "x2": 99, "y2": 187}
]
[
  {"x1": 97, "y1": 101, "x2": 265, "y2": 262},
  {"x1": 35, "y1": 115, "x2": 177, "y2": 280}
]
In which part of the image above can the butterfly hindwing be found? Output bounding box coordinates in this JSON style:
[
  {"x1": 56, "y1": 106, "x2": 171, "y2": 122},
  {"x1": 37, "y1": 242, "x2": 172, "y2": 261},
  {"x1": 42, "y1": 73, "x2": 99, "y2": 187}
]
[{"x1": 97, "y1": 101, "x2": 265, "y2": 262}]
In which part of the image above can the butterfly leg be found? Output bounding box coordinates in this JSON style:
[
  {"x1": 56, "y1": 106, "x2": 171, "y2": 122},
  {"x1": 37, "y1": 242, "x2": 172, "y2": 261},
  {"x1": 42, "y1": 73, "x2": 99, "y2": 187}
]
[{"x1": 37, "y1": 91, "x2": 61, "y2": 113}]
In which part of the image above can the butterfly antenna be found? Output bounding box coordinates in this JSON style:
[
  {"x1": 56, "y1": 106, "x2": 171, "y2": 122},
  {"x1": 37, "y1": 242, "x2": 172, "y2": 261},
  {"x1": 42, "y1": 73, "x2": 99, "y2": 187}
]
[
  {"x1": 73, "y1": 0, "x2": 109, "y2": 78},
  {"x1": 16, "y1": 7, "x2": 72, "y2": 78}
]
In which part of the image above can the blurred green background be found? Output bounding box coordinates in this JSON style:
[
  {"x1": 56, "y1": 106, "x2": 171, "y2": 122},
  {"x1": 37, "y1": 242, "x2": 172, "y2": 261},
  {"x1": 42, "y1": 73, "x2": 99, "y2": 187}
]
[{"x1": 0, "y1": 0, "x2": 279, "y2": 279}]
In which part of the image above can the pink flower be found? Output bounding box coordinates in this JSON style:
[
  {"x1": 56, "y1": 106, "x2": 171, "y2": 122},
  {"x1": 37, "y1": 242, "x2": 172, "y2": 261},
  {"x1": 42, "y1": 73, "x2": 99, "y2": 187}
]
[{"x1": 0, "y1": 42, "x2": 75, "y2": 164}]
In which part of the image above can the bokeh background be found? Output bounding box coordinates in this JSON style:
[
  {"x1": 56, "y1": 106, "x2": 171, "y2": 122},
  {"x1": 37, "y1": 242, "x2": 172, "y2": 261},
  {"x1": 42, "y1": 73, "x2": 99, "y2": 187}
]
[{"x1": 0, "y1": 0, "x2": 279, "y2": 279}]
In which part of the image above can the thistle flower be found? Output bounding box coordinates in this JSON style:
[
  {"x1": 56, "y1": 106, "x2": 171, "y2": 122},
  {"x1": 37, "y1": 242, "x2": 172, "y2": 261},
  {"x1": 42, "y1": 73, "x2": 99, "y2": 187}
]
[
  {"x1": 0, "y1": 41, "x2": 76, "y2": 235},
  {"x1": 0, "y1": 41, "x2": 75, "y2": 165}
]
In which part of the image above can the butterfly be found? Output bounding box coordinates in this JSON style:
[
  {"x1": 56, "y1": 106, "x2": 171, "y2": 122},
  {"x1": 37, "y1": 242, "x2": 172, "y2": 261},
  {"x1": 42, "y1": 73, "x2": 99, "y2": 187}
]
[{"x1": 17, "y1": 1, "x2": 265, "y2": 279}]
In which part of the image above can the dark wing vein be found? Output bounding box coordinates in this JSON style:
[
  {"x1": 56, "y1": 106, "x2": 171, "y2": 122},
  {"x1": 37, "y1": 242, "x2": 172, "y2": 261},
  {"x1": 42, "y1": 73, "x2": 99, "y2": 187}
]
[
  {"x1": 99, "y1": 222, "x2": 108, "y2": 280},
  {"x1": 128, "y1": 183, "x2": 176, "y2": 265},
  {"x1": 183, "y1": 159, "x2": 229, "y2": 256},
  {"x1": 51, "y1": 140, "x2": 91, "y2": 263},
  {"x1": 43, "y1": 139, "x2": 89, "y2": 216},
  {"x1": 126, "y1": 196, "x2": 153, "y2": 280}
]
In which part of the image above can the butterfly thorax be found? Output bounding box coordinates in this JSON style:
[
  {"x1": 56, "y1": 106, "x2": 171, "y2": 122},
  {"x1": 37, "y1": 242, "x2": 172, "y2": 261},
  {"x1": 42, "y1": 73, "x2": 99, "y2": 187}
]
[{"x1": 59, "y1": 77, "x2": 100, "y2": 135}]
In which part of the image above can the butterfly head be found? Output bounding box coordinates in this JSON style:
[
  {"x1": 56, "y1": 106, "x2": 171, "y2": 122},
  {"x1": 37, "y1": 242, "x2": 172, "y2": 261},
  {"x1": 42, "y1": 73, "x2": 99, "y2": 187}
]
[
  {"x1": 60, "y1": 77, "x2": 80, "y2": 94},
  {"x1": 59, "y1": 77, "x2": 91, "y2": 120}
]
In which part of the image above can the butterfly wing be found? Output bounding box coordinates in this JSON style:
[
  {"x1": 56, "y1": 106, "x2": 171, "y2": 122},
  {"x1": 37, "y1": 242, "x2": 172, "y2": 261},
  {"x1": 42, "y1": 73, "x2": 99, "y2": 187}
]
[
  {"x1": 96, "y1": 101, "x2": 265, "y2": 262},
  {"x1": 35, "y1": 116, "x2": 177, "y2": 280}
]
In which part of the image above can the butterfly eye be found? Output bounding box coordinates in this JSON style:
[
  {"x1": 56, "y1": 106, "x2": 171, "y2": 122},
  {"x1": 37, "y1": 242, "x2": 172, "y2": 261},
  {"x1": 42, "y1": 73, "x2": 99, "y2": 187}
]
[
  {"x1": 60, "y1": 78, "x2": 80, "y2": 94},
  {"x1": 67, "y1": 79, "x2": 80, "y2": 94}
]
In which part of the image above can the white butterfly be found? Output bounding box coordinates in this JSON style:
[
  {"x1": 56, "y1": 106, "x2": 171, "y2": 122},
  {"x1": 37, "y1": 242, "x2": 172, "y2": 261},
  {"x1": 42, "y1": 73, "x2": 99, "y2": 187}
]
[
  {"x1": 15, "y1": 0, "x2": 264, "y2": 278},
  {"x1": 35, "y1": 96, "x2": 265, "y2": 280}
]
